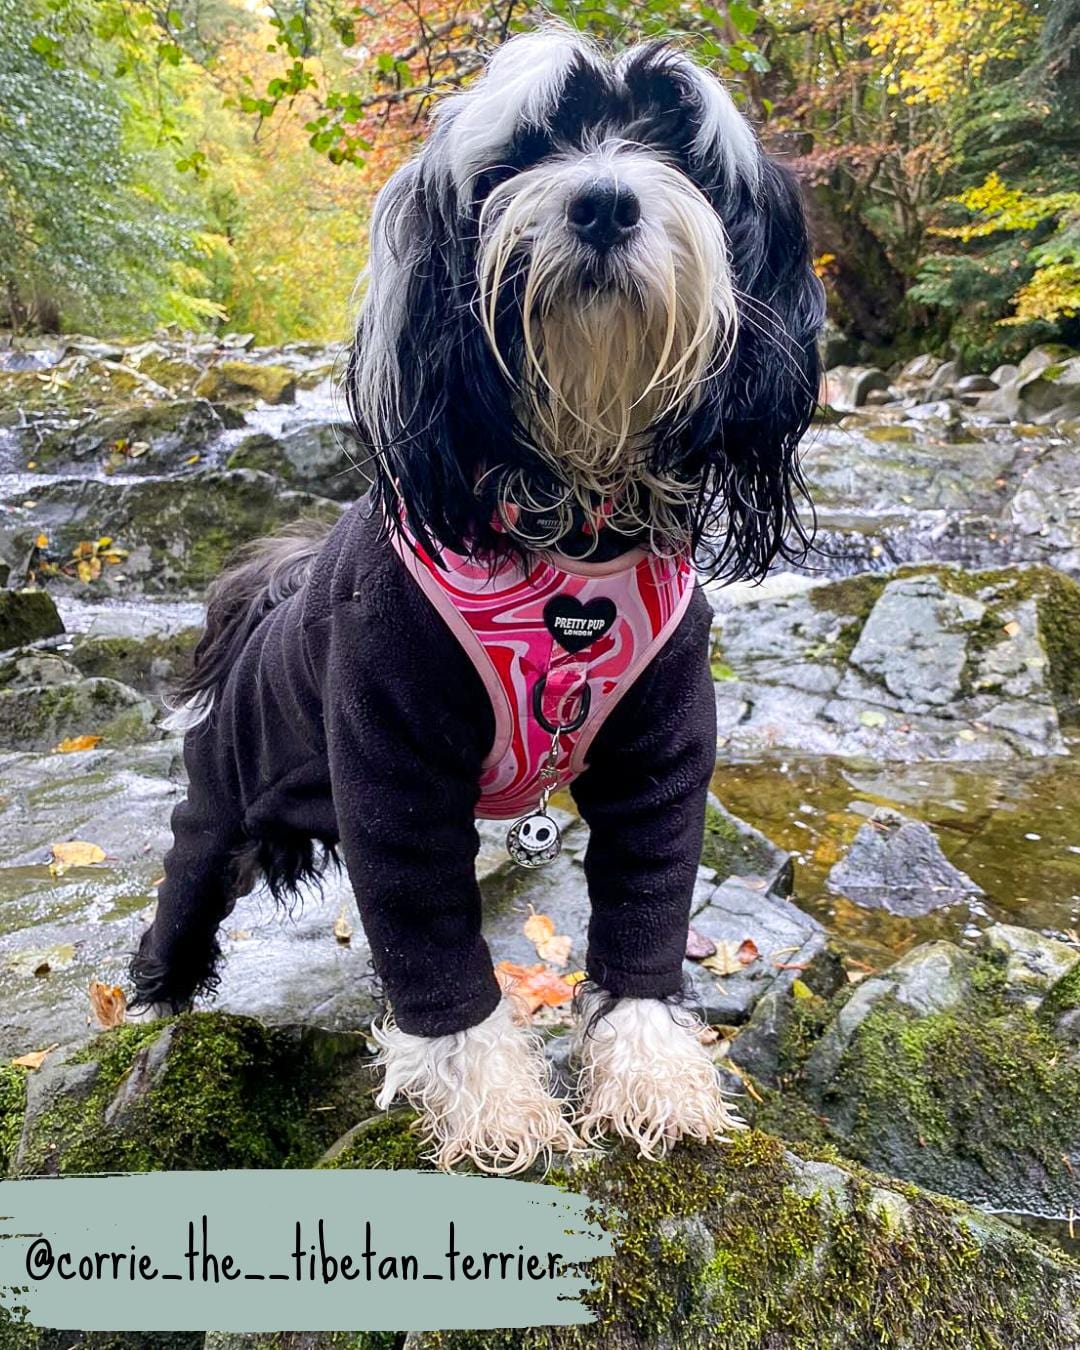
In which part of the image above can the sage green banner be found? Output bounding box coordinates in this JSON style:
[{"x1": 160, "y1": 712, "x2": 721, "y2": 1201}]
[{"x1": 0, "y1": 1170, "x2": 613, "y2": 1332}]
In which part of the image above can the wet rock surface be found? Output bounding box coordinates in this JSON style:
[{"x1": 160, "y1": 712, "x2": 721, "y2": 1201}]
[{"x1": 3, "y1": 334, "x2": 1080, "y2": 1335}]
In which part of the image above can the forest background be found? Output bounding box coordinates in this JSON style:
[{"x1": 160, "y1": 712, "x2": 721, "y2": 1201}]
[{"x1": 3, "y1": 0, "x2": 1078, "y2": 365}]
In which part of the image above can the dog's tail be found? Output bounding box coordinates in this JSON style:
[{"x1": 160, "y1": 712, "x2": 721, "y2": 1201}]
[{"x1": 163, "y1": 519, "x2": 333, "y2": 732}]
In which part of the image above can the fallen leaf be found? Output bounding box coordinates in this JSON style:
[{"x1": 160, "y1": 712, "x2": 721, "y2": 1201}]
[
  {"x1": 846, "y1": 970, "x2": 869, "y2": 984},
  {"x1": 791, "y1": 978, "x2": 815, "y2": 1000},
  {"x1": 49, "y1": 840, "x2": 107, "y2": 876},
  {"x1": 859, "y1": 710, "x2": 886, "y2": 728},
  {"x1": 535, "y1": 933, "x2": 572, "y2": 967},
  {"x1": 53, "y1": 734, "x2": 103, "y2": 754},
  {"x1": 737, "y1": 938, "x2": 760, "y2": 966},
  {"x1": 701, "y1": 940, "x2": 746, "y2": 978},
  {"x1": 774, "y1": 960, "x2": 810, "y2": 971},
  {"x1": 685, "y1": 926, "x2": 717, "y2": 960},
  {"x1": 1003, "y1": 620, "x2": 1021, "y2": 637},
  {"x1": 523, "y1": 911, "x2": 556, "y2": 946},
  {"x1": 523, "y1": 909, "x2": 571, "y2": 966},
  {"x1": 89, "y1": 981, "x2": 127, "y2": 1029},
  {"x1": 495, "y1": 961, "x2": 576, "y2": 1013},
  {"x1": 34, "y1": 532, "x2": 48, "y2": 549},
  {"x1": 184, "y1": 453, "x2": 200, "y2": 466},
  {"x1": 11, "y1": 1044, "x2": 59, "y2": 1071},
  {"x1": 333, "y1": 907, "x2": 353, "y2": 945}
]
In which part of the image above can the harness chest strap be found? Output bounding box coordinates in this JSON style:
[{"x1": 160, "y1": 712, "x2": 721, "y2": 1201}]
[{"x1": 390, "y1": 526, "x2": 695, "y2": 821}]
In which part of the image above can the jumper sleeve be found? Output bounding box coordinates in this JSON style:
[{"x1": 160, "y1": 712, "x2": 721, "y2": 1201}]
[
  {"x1": 320, "y1": 589, "x2": 502, "y2": 1038},
  {"x1": 570, "y1": 586, "x2": 716, "y2": 999}
]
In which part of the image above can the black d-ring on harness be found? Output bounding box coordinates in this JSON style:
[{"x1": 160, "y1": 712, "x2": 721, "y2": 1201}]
[{"x1": 532, "y1": 674, "x2": 591, "y2": 736}]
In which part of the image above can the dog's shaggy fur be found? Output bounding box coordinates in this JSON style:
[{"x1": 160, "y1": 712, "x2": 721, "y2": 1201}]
[{"x1": 133, "y1": 26, "x2": 823, "y2": 1173}]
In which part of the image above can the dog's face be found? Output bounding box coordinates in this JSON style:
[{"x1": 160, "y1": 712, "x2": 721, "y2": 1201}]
[{"x1": 349, "y1": 27, "x2": 825, "y2": 578}]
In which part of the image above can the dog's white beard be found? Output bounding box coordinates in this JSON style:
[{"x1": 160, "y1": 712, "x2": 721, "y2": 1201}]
[
  {"x1": 372, "y1": 998, "x2": 578, "y2": 1173},
  {"x1": 478, "y1": 145, "x2": 737, "y2": 550},
  {"x1": 573, "y1": 988, "x2": 745, "y2": 1157}
]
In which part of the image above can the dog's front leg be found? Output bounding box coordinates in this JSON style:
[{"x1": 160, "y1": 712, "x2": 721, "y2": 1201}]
[
  {"x1": 569, "y1": 592, "x2": 743, "y2": 1155},
  {"x1": 324, "y1": 624, "x2": 577, "y2": 1174}
]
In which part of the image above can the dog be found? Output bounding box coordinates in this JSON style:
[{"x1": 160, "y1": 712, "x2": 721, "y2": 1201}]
[{"x1": 130, "y1": 26, "x2": 824, "y2": 1174}]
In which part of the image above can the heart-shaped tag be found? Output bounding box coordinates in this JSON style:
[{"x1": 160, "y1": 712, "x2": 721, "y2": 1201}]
[{"x1": 544, "y1": 596, "x2": 617, "y2": 654}]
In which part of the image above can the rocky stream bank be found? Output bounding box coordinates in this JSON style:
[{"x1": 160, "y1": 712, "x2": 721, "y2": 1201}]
[{"x1": 3, "y1": 335, "x2": 1080, "y2": 1347}]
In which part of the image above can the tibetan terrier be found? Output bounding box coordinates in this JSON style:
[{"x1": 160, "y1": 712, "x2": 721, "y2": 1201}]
[{"x1": 131, "y1": 26, "x2": 824, "y2": 1173}]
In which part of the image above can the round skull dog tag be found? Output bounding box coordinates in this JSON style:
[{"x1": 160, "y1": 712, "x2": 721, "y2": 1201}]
[{"x1": 506, "y1": 811, "x2": 562, "y2": 868}]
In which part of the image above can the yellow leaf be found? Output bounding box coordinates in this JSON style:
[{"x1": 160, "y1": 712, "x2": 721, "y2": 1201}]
[
  {"x1": 35, "y1": 532, "x2": 48, "y2": 549},
  {"x1": 89, "y1": 981, "x2": 127, "y2": 1029},
  {"x1": 53, "y1": 734, "x2": 103, "y2": 754},
  {"x1": 184, "y1": 453, "x2": 200, "y2": 466},
  {"x1": 702, "y1": 940, "x2": 746, "y2": 978},
  {"x1": 565, "y1": 970, "x2": 587, "y2": 986},
  {"x1": 333, "y1": 906, "x2": 353, "y2": 944},
  {"x1": 97, "y1": 536, "x2": 113, "y2": 549},
  {"x1": 11, "y1": 1043, "x2": 60, "y2": 1070},
  {"x1": 49, "y1": 841, "x2": 107, "y2": 877},
  {"x1": 792, "y1": 979, "x2": 814, "y2": 1000}
]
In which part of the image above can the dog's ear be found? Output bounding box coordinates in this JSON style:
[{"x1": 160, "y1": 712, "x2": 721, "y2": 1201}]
[
  {"x1": 687, "y1": 157, "x2": 825, "y2": 581},
  {"x1": 346, "y1": 150, "x2": 518, "y2": 557}
]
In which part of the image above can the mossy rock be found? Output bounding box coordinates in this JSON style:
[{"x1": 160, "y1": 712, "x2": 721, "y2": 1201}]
[
  {"x1": 0, "y1": 358, "x2": 147, "y2": 424},
  {"x1": 406, "y1": 1131, "x2": 1080, "y2": 1349},
  {"x1": 12, "y1": 1014, "x2": 376, "y2": 1177},
  {"x1": 35, "y1": 399, "x2": 241, "y2": 472},
  {"x1": 0, "y1": 1062, "x2": 27, "y2": 1173},
  {"x1": 701, "y1": 796, "x2": 792, "y2": 894},
  {"x1": 0, "y1": 589, "x2": 64, "y2": 653},
  {"x1": 68, "y1": 628, "x2": 201, "y2": 693},
  {"x1": 195, "y1": 361, "x2": 297, "y2": 406},
  {"x1": 790, "y1": 938, "x2": 1080, "y2": 1215},
  {"x1": 0, "y1": 676, "x2": 158, "y2": 751},
  {"x1": 2, "y1": 471, "x2": 342, "y2": 594}
]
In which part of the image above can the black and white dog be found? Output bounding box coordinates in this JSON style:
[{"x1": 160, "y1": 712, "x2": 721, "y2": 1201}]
[{"x1": 131, "y1": 26, "x2": 824, "y2": 1173}]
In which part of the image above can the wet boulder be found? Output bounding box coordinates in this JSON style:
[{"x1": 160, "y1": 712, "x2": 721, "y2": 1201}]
[
  {"x1": 0, "y1": 675, "x2": 158, "y2": 751},
  {"x1": 824, "y1": 365, "x2": 889, "y2": 411},
  {"x1": 11, "y1": 1013, "x2": 374, "y2": 1176},
  {"x1": 0, "y1": 588, "x2": 63, "y2": 652},
  {"x1": 35, "y1": 399, "x2": 242, "y2": 474},
  {"x1": 65, "y1": 626, "x2": 201, "y2": 694},
  {"x1": 791, "y1": 928, "x2": 1080, "y2": 1217},
  {"x1": 0, "y1": 469, "x2": 343, "y2": 593},
  {"x1": 977, "y1": 355, "x2": 1080, "y2": 423},
  {"x1": 194, "y1": 360, "x2": 297, "y2": 406},
  {"x1": 827, "y1": 807, "x2": 983, "y2": 915},
  {"x1": 226, "y1": 421, "x2": 369, "y2": 502},
  {"x1": 711, "y1": 564, "x2": 1080, "y2": 761}
]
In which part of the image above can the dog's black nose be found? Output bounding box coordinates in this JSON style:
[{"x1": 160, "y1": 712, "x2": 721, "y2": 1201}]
[{"x1": 566, "y1": 182, "x2": 640, "y2": 250}]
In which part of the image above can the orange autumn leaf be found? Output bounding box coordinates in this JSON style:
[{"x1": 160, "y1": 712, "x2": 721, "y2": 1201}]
[
  {"x1": 89, "y1": 980, "x2": 127, "y2": 1029},
  {"x1": 495, "y1": 961, "x2": 576, "y2": 1013},
  {"x1": 53, "y1": 734, "x2": 103, "y2": 754},
  {"x1": 11, "y1": 1043, "x2": 59, "y2": 1070},
  {"x1": 737, "y1": 939, "x2": 760, "y2": 966},
  {"x1": 49, "y1": 840, "x2": 107, "y2": 876}
]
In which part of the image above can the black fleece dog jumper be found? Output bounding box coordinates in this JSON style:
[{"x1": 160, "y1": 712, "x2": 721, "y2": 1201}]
[{"x1": 135, "y1": 495, "x2": 717, "y2": 1036}]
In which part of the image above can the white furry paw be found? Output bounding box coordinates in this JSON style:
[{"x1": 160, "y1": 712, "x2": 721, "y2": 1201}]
[
  {"x1": 371, "y1": 998, "x2": 581, "y2": 1175},
  {"x1": 573, "y1": 987, "x2": 745, "y2": 1158}
]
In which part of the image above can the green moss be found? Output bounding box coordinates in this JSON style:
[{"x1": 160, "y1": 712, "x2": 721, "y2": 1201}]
[
  {"x1": 0, "y1": 589, "x2": 64, "y2": 651},
  {"x1": 318, "y1": 1114, "x2": 427, "y2": 1171},
  {"x1": 16, "y1": 1014, "x2": 374, "y2": 1176},
  {"x1": 414, "y1": 1133, "x2": 1080, "y2": 1349},
  {"x1": 1041, "y1": 960, "x2": 1080, "y2": 1024},
  {"x1": 68, "y1": 629, "x2": 200, "y2": 692},
  {"x1": 806, "y1": 573, "x2": 888, "y2": 664},
  {"x1": 700, "y1": 802, "x2": 777, "y2": 879},
  {"x1": 0, "y1": 1063, "x2": 27, "y2": 1174},
  {"x1": 822, "y1": 969, "x2": 1080, "y2": 1203}
]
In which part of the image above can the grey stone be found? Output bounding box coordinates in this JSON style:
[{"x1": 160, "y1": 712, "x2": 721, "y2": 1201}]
[
  {"x1": 685, "y1": 877, "x2": 826, "y2": 1024},
  {"x1": 825, "y1": 365, "x2": 890, "y2": 411},
  {"x1": 954, "y1": 374, "x2": 998, "y2": 394},
  {"x1": 827, "y1": 807, "x2": 983, "y2": 916},
  {"x1": 0, "y1": 676, "x2": 158, "y2": 751},
  {"x1": 984, "y1": 923, "x2": 1080, "y2": 1001}
]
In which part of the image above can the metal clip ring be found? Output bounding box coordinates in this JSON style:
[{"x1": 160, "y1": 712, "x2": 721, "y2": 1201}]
[{"x1": 532, "y1": 674, "x2": 591, "y2": 736}]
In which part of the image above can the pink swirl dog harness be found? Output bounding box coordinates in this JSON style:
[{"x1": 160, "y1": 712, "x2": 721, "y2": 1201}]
[{"x1": 392, "y1": 525, "x2": 695, "y2": 824}]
